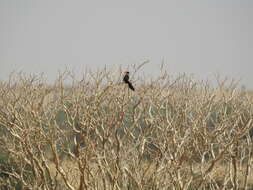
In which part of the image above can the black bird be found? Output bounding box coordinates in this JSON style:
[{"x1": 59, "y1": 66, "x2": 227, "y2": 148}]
[{"x1": 123, "y1": 71, "x2": 135, "y2": 91}]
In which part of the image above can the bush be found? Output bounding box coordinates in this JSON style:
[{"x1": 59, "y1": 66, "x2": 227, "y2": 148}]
[{"x1": 0, "y1": 67, "x2": 252, "y2": 189}]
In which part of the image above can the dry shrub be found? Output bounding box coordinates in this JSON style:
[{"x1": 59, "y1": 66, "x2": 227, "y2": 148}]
[{"x1": 0, "y1": 66, "x2": 253, "y2": 190}]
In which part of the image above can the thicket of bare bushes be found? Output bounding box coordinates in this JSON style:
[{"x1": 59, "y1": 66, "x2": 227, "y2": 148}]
[{"x1": 0, "y1": 66, "x2": 253, "y2": 190}]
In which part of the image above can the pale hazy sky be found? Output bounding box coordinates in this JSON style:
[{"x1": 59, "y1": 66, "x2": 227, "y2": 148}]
[{"x1": 0, "y1": 0, "x2": 252, "y2": 87}]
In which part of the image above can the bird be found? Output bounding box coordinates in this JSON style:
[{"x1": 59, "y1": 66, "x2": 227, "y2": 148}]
[{"x1": 123, "y1": 71, "x2": 135, "y2": 91}]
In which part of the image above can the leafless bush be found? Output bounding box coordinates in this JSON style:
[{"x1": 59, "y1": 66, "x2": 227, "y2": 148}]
[{"x1": 0, "y1": 66, "x2": 253, "y2": 190}]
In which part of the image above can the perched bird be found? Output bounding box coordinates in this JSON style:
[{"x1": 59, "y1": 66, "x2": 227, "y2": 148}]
[{"x1": 123, "y1": 71, "x2": 135, "y2": 91}]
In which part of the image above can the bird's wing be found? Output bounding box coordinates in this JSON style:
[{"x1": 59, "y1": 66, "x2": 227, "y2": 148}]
[{"x1": 128, "y1": 82, "x2": 135, "y2": 91}]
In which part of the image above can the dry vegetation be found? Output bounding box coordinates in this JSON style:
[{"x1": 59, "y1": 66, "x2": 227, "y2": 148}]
[{"x1": 0, "y1": 65, "x2": 253, "y2": 190}]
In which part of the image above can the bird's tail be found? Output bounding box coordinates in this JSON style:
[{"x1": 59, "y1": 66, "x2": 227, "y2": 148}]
[{"x1": 127, "y1": 81, "x2": 135, "y2": 91}]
